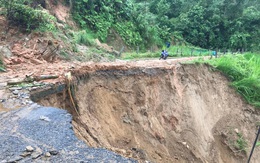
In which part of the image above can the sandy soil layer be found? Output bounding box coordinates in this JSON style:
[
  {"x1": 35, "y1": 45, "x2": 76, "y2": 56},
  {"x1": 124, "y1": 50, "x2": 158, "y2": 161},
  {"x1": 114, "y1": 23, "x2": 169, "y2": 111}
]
[{"x1": 38, "y1": 62, "x2": 260, "y2": 163}]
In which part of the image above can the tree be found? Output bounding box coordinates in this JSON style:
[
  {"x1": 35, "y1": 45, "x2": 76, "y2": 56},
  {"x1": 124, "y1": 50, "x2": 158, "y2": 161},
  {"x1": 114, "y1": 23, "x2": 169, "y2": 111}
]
[
  {"x1": 177, "y1": 5, "x2": 211, "y2": 48},
  {"x1": 239, "y1": 6, "x2": 260, "y2": 51},
  {"x1": 70, "y1": 0, "x2": 260, "y2": 51}
]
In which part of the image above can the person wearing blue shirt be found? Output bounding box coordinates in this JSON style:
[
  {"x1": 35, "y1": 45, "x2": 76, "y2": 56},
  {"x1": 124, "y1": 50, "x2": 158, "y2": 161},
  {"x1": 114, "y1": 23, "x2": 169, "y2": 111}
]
[
  {"x1": 160, "y1": 50, "x2": 168, "y2": 60},
  {"x1": 166, "y1": 42, "x2": 170, "y2": 48},
  {"x1": 211, "y1": 50, "x2": 217, "y2": 59}
]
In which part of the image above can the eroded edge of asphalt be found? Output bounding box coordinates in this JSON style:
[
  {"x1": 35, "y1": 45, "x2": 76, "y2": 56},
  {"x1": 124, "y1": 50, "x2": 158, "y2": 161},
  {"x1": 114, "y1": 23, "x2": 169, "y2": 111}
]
[{"x1": 0, "y1": 96, "x2": 137, "y2": 163}]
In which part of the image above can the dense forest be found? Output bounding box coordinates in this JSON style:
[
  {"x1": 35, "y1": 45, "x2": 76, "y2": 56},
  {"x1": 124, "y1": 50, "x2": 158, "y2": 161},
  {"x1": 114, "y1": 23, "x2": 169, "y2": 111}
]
[
  {"x1": 72, "y1": 0, "x2": 260, "y2": 51},
  {"x1": 1, "y1": 0, "x2": 259, "y2": 52}
]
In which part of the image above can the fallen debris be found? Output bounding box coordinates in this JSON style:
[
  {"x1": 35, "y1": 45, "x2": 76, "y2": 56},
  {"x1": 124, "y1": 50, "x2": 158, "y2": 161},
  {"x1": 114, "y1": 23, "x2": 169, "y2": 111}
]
[
  {"x1": 7, "y1": 75, "x2": 59, "y2": 85},
  {"x1": 26, "y1": 146, "x2": 34, "y2": 152}
]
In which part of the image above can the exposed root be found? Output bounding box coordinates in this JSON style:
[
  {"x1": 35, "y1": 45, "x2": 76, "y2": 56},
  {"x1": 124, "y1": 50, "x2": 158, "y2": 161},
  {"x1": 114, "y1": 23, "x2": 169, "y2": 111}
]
[{"x1": 65, "y1": 72, "x2": 79, "y2": 117}]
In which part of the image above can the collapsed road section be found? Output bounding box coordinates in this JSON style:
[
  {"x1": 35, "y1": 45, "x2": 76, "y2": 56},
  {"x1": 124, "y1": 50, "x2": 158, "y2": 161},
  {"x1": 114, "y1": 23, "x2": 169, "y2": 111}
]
[{"x1": 36, "y1": 63, "x2": 260, "y2": 163}]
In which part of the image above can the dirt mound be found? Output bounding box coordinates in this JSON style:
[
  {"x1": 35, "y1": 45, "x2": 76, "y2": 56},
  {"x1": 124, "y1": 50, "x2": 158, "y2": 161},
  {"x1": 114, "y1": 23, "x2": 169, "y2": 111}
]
[
  {"x1": 38, "y1": 63, "x2": 260, "y2": 163},
  {"x1": 0, "y1": 25, "x2": 65, "y2": 66}
]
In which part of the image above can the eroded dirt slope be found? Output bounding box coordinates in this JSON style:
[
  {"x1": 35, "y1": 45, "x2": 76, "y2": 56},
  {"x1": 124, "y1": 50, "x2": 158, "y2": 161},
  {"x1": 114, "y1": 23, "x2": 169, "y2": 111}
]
[{"x1": 39, "y1": 63, "x2": 260, "y2": 163}]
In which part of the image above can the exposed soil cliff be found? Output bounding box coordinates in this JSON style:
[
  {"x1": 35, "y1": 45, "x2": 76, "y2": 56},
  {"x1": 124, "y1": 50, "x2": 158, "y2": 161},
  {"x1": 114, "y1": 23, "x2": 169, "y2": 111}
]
[{"x1": 38, "y1": 62, "x2": 260, "y2": 163}]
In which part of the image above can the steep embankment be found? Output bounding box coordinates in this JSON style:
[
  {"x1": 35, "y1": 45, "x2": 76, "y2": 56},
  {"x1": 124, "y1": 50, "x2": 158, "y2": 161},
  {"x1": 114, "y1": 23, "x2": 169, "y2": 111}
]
[{"x1": 38, "y1": 62, "x2": 260, "y2": 163}]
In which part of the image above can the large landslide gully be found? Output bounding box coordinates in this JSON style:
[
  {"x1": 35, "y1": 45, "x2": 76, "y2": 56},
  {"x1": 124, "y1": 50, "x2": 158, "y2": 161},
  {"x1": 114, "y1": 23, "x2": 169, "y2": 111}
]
[{"x1": 38, "y1": 61, "x2": 260, "y2": 163}]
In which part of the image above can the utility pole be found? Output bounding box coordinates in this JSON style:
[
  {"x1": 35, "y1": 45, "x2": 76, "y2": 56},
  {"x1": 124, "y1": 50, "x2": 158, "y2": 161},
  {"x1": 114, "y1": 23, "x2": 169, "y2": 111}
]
[{"x1": 247, "y1": 126, "x2": 260, "y2": 163}]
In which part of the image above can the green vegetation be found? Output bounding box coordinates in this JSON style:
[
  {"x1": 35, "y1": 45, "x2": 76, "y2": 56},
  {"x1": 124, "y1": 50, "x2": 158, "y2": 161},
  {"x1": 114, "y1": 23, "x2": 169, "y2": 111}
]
[
  {"x1": 114, "y1": 22, "x2": 142, "y2": 47},
  {"x1": 0, "y1": 57, "x2": 5, "y2": 72},
  {"x1": 0, "y1": 0, "x2": 56, "y2": 31},
  {"x1": 206, "y1": 53, "x2": 260, "y2": 108},
  {"x1": 73, "y1": 30, "x2": 96, "y2": 46},
  {"x1": 122, "y1": 45, "x2": 211, "y2": 59},
  {"x1": 0, "y1": 0, "x2": 258, "y2": 53},
  {"x1": 122, "y1": 52, "x2": 158, "y2": 60},
  {"x1": 235, "y1": 133, "x2": 247, "y2": 152},
  {"x1": 71, "y1": 0, "x2": 260, "y2": 52},
  {"x1": 167, "y1": 45, "x2": 210, "y2": 57},
  {"x1": 71, "y1": 0, "x2": 155, "y2": 48}
]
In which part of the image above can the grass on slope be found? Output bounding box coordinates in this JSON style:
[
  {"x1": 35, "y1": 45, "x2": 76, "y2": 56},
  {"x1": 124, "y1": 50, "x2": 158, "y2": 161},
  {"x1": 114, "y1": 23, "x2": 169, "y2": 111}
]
[
  {"x1": 206, "y1": 53, "x2": 260, "y2": 108},
  {"x1": 0, "y1": 57, "x2": 5, "y2": 72}
]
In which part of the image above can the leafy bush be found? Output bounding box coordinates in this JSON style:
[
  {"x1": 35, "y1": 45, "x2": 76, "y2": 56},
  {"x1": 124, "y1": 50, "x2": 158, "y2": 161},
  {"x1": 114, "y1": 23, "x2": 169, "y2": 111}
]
[
  {"x1": 71, "y1": 0, "x2": 171, "y2": 50},
  {"x1": 72, "y1": 0, "x2": 114, "y2": 42},
  {"x1": 74, "y1": 30, "x2": 96, "y2": 46},
  {"x1": 0, "y1": 0, "x2": 56, "y2": 31},
  {"x1": 235, "y1": 133, "x2": 247, "y2": 152},
  {"x1": 113, "y1": 22, "x2": 142, "y2": 47}
]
